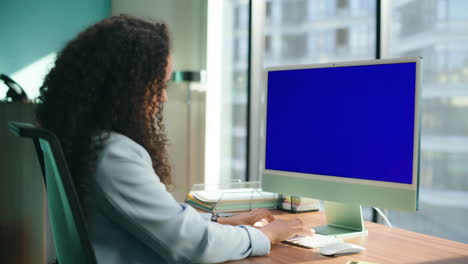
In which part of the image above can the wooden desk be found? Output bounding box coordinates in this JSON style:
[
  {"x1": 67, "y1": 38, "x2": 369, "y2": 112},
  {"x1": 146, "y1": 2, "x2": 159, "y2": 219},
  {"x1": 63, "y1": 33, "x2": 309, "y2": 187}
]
[{"x1": 225, "y1": 210, "x2": 468, "y2": 264}]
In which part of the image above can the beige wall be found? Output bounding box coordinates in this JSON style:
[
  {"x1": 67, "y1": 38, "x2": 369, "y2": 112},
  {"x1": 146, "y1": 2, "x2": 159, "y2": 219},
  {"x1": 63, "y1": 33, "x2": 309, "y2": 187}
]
[
  {"x1": 112, "y1": 0, "x2": 207, "y2": 71},
  {"x1": 112, "y1": 0, "x2": 208, "y2": 201}
]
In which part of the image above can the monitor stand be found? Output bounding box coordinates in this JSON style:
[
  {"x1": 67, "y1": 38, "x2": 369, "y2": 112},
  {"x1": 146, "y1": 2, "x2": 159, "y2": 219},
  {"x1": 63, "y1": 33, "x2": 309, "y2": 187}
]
[{"x1": 314, "y1": 201, "x2": 368, "y2": 238}]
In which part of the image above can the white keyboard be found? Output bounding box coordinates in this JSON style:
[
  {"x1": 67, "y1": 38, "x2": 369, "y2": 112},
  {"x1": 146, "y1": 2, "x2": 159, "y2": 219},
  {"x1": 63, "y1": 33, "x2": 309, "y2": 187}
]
[{"x1": 284, "y1": 234, "x2": 343, "y2": 248}]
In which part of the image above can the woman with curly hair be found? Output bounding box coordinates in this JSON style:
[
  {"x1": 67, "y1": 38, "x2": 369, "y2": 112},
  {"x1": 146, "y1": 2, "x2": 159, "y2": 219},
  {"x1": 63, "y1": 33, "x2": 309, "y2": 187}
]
[{"x1": 37, "y1": 15, "x2": 312, "y2": 263}]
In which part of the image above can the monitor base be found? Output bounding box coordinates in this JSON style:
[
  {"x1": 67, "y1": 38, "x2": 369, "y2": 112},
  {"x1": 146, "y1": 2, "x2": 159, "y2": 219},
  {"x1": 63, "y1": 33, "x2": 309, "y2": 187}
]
[{"x1": 314, "y1": 201, "x2": 368, "y2": 239}]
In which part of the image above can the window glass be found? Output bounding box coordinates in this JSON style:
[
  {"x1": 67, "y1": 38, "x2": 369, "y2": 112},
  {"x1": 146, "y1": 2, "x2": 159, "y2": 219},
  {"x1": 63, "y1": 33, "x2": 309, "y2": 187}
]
[
  {"x1": 387, "y1": 0, "x2": 468, "y2": 243},
  {"x1": 264, "y1": 0, "x2": 376, "y2": 68},
  {"x1": 227, "y1": 0, "x2": 250, "y2": 181},
  {"x1": 206, "y1": 0, "x2": 250, "y2": 184}
]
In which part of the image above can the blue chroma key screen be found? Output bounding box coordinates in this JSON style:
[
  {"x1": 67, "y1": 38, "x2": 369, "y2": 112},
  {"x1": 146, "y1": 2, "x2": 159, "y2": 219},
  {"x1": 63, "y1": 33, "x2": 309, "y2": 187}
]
[{"x1": 265, "y1": 63, "x2": 416, "y2": 184}]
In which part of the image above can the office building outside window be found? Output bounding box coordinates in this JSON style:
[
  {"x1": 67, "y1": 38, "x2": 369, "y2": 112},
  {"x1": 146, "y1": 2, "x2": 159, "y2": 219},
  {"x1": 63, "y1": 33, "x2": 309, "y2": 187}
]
[
  {"x1": 264, "y1": 0, "x2": 376, "y2": 68},
  {"x1": 385, "y1": 0, "x2": 468, "y2": 243},
  {"x1": 206, "y1": 0, "x2": 250, "y2": 184},
  {"x1": 259, "y1": 0, "x2": 468, "y2": 243},
  {"x1": 228, "y1": 0, "x2": 250, "y2": 182}
]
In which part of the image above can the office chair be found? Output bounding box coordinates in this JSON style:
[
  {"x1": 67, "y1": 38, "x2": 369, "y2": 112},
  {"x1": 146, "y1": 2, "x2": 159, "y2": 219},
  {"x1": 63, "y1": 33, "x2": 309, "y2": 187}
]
[{"x1": 8, "y1": 121, "x2": 97, "y2": 264}]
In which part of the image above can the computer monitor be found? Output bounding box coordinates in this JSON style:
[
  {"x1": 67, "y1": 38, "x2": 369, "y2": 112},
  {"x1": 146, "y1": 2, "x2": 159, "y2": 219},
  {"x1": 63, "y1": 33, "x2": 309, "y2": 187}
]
[{"x1": 261, "y1": 57, "x2": 422, "y2": 238}]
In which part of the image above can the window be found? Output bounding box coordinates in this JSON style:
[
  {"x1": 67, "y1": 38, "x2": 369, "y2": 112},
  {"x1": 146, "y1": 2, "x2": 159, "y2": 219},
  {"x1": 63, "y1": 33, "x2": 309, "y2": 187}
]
[
  {"x1": 337, "y1": 0, "x2": 350, "y2": 9},
  {"x1": 265, "y1": 35, "x2": 272, "y2": 55},
  {"x1": 264, "y1": 0, "x2": 375, "y2": 68},
  {"x1": 281, "y1": 34, "x2": 308, "y2": 59},
  {"x1": 384, "y1": 0, "x2": 468, "y2": 243},
  {"x1": 281, "y1": 0, "x2": 308, "y2": 25},
  {"x1": 335, "y1": 28, "x2": 349, "y2": 53},
  {"x1": 266, "y1": 0, "x2": 273, "y2": 22},
  {"x1": 206, "y1": 0, "x2": 250, "y2": 184},
  {"x1": 245, "y1": 0, "x2": 468, "y2": 244}
]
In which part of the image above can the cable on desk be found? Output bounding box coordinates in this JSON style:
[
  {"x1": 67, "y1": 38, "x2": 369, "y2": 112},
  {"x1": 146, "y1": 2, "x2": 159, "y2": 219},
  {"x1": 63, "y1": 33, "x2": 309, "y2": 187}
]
[{"x1": 373, "y1": 207, "x2": 392, "y2": 227}]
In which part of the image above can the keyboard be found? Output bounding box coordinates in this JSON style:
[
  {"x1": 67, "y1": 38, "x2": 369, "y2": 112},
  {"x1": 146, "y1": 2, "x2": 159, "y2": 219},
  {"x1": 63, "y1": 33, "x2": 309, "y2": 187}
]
[{"x1": 284, "y1": 234, "x2": 343, "y2": 248}]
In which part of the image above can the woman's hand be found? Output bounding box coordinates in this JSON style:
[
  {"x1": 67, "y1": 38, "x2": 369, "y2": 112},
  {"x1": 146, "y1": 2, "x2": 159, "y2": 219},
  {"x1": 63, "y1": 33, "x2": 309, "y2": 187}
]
[
  {"x1": 258, "y1": 218, "x2": 314, "y2": 245},
  {"x1": 217, "y1": 208, "x2": 275, "y2": 226}
]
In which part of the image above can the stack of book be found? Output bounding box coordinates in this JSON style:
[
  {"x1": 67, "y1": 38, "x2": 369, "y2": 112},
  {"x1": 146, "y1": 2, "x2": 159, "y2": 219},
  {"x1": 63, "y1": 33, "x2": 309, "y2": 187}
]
[{"x1": 185, "y1": 188, "x2": 278, "y2": 212}]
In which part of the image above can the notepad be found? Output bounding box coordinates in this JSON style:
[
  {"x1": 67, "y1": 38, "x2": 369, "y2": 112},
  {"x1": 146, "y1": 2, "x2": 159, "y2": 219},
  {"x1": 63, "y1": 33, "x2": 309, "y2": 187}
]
[
  {"x1": 186, "y1": 188, "x2": 278, "y2": 212},
  {"x1": 193, "y1": 189, "x2": 277, "y2": 203}
]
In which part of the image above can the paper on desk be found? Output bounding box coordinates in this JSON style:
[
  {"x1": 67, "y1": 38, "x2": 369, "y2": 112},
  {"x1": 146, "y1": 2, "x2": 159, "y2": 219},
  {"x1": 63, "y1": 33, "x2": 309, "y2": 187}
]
[{"x1": 192, "y1": 188, "x2": 277, "y2": 203}]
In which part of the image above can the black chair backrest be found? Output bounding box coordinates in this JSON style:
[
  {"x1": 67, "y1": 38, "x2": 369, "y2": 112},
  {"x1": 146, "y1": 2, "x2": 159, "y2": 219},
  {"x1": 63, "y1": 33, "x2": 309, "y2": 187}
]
[{"x1": 8, "y1": 121, "x2": 97, "y2": 264}]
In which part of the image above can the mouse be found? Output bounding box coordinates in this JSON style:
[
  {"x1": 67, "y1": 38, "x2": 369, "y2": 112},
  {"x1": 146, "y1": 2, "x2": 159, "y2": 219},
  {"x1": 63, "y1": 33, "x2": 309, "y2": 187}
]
[{"x1": 320, "y1": 242, "x2": 365, "y2": 256}]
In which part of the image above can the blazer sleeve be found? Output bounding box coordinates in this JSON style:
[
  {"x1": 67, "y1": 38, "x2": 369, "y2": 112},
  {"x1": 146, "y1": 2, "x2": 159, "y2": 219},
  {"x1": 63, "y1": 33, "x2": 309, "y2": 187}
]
[
  {"x1": 197, "y1": 211, "x2": 213, "y2": 221},
  {"x1": 92, "y1": 134, "x2": 270, "y2": 263}
]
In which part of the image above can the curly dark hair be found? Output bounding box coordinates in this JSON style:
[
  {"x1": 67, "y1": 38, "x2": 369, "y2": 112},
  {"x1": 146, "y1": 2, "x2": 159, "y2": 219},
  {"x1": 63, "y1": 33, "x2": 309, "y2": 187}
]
[{"x1": 36, "y1": 15, "x2": 172, "y2": 206}]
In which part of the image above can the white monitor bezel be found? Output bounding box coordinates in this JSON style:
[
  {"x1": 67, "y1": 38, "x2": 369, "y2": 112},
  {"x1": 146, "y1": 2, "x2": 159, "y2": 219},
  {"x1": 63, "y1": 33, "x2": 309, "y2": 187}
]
[{"x1": 260, "y1": 57, "x2": 422, "y2": 192}]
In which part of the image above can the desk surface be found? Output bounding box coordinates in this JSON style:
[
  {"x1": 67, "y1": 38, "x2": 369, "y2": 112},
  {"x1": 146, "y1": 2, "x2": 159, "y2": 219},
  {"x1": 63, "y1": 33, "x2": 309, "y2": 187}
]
[{"x1": 225, "y1": 210, "x2": 468, "y2": 264}]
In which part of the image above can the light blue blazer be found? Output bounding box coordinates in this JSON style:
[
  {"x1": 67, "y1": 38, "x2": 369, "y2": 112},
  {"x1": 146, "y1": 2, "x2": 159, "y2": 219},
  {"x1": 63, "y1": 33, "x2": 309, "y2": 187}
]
[{"x1": 86, "y1": 132, "x2": 270, "y2": 263}]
